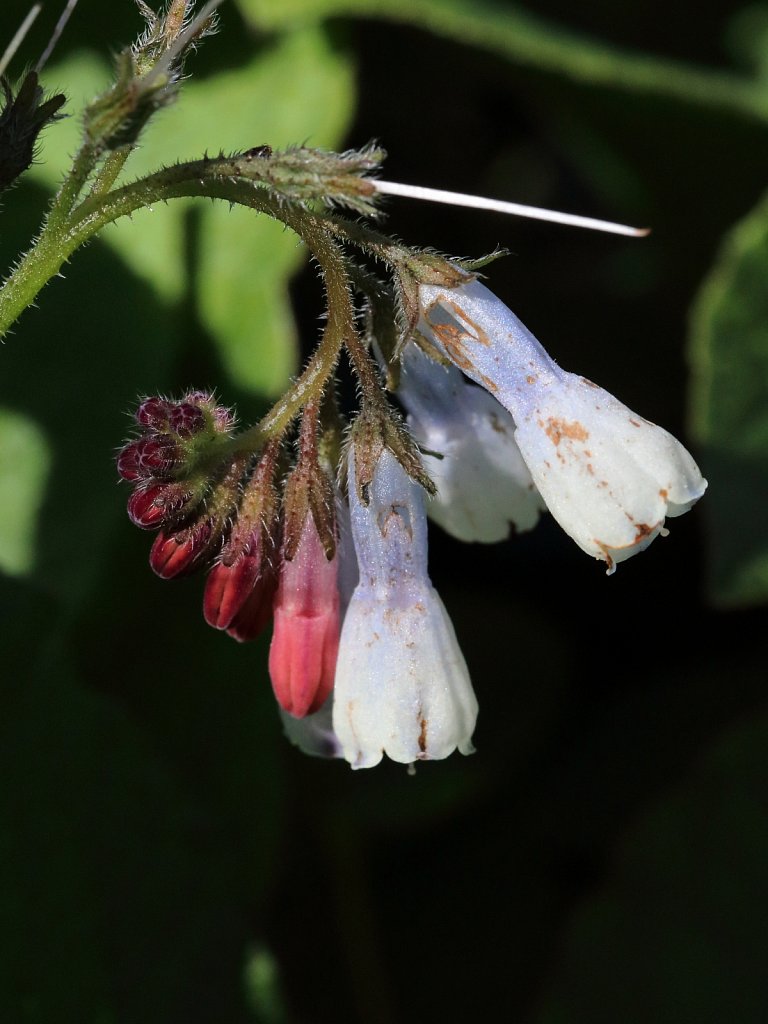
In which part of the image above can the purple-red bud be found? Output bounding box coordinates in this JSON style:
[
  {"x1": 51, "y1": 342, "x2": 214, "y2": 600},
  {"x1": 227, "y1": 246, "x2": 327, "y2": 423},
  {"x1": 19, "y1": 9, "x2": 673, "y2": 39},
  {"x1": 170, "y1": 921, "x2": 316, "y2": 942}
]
[
  {"x1": 182, "y1": 389, "x2": 213, "y2": 406},
  {"x1": 213, "y1": 406, "x2": 235, "y2": 432},
  {"x1": 118, "y1": 435, "x2": 179, "y2": 481},
  {"x1": 168, "y1": 401, "x2": 206, "y2": 437},
  {"x1": 127, "y1": 481, "x2": 194, "y2": 529},
  {"x1": 135, "y1": 397, "x2": 172, "y2": 429}
]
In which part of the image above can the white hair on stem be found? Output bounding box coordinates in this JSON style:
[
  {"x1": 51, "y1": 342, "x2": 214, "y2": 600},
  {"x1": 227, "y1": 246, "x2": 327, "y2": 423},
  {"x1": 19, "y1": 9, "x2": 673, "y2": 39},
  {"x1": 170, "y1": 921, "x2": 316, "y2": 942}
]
[
  {"x1": 372, "y1": 179, "x2": 650, "y2": 238},
  {"x1": 0, "y1": 5, "x2": 42, "y2": 78},
  {"x1": 36, "y1": 0, "x2": 82, "y2": 72}
]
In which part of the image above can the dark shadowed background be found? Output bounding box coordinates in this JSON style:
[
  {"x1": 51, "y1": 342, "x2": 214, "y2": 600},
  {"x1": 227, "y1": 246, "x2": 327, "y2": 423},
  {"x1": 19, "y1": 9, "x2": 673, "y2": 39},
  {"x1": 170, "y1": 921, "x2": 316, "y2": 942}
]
[{"x1": 1, "y1": 1, "x2": 766, "y2": 1021}]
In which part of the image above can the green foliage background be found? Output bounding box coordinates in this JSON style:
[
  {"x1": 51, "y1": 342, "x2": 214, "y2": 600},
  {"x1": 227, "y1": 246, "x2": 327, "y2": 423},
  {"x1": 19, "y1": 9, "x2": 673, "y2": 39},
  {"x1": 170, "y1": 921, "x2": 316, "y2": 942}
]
[{"x1": 1, "y1": 1, "x2": 767, "y2": 1021}]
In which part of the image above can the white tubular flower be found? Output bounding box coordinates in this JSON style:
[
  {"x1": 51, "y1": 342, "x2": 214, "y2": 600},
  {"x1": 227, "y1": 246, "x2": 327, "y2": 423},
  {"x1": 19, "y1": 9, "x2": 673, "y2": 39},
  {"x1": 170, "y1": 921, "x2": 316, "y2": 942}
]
[
  {"x1": 332, "y1": 448, "x2": 478, "y2": 768},
  {"x1": 419, "y1": 278, "x2": 707, "y2": 572},
  {"x1": 397, "y1": 341, "x2": 544, "y2": 542}
]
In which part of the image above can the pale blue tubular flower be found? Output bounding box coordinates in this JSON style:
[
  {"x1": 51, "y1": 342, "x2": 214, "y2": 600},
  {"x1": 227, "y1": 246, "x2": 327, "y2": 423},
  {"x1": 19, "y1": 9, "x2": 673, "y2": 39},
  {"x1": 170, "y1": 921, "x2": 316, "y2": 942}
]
[
  {"x1": 397, "y1": 340, "x2": 544, "y2": 542},
  {"x1": 332, "y1": 448, "x2": 478, "y2": 768},
  {"x1": 418, "y1": 278, "x2": 707, "y2": 573}
]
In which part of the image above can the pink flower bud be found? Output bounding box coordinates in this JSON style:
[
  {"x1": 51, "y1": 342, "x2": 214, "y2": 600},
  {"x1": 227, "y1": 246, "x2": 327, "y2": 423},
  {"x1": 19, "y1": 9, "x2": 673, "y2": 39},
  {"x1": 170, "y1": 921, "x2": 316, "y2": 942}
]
[{"x1": 268, "y1": 515, "x2": 341, "y2": 719}]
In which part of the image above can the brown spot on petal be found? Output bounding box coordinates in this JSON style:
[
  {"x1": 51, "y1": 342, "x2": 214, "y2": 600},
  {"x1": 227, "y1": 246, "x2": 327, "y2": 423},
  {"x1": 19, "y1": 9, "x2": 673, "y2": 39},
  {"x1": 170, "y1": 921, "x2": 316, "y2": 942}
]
[
  {"x1": 526, "y1": 375, "x2": 537, "y2": 384},
  {"x1": 629, "y1": 418, "x2": 642, "y2": 428},
  {"x1": 377, "y1": 503, "x2": 413, "y2": 540},
  {"x1": 426, "y1": 299, "x2": 493, "y2": 378},
  {"x1": 429, "y1": 321, "x2": 476, "y2": 373},
  {"x1": 634, "y1": 522, "x2": 655, "y2": 542},
  {"x1": 480, "y1": 373, "x2": 498, "y2": 393},
  {"x1": 544, "y1": 418, "x2": 589, "y2": 446},
  {"x1": 418, "y1": 717, "x2": 428, "y2": 754},
  {"x1": 582, "y1": 378, "x2": 599, "y2": 388},
  {"x1": 659, "y1": 488, "x2": 668, "y2": 500},
  {"x1": 442, "y1": 300, "x2": 491, "y2": 347}
]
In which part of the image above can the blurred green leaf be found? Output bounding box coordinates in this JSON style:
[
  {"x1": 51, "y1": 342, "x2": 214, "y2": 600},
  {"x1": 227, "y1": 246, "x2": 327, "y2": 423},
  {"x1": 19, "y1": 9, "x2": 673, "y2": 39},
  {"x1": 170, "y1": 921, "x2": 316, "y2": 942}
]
[
  {"x1": 531, "y1": 707, "x2": 768, "y2": 1024},
  {"x1": 190, "y1": 29, "x2": 357, "y2": 396},
  {"x1": 0, "y1": 409, "x2": 50, "y2": 576},
  {"x1": 29, "y1": 25, "x2": 356, "y2": 396},
  {"x1": 0, "y1": 559, "x2": 285, "y2": 1021},
  {"x1": 243, "y1": 945, "x2": 287, "y2": 1023},
  {"x1": 690, "y1": 187, "x2": 768, "y2": 605},
  {"x1": 239, "y1": 0, "x2": 768, "y2": 119}
]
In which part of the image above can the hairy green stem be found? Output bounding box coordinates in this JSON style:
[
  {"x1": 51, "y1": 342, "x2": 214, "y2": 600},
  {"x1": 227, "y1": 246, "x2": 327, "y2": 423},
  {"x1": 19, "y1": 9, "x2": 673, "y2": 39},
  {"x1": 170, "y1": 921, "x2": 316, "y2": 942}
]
[{"x1": 44, "y1": 141, "x2": 101, "y2": 232}]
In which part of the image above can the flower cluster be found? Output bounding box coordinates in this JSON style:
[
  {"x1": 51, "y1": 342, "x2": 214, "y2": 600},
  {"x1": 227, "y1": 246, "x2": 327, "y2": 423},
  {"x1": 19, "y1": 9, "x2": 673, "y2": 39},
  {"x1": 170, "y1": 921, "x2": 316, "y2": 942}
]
[{"x1": 119, "y1": 270, "x2": 706, "y2": 770}]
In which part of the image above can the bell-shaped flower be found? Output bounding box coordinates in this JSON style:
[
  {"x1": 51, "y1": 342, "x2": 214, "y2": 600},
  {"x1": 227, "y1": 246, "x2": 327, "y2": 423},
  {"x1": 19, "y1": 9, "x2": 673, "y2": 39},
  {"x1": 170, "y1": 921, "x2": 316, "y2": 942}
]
[
  {"x1": 269, "y1": 512, "x2": 341, "y2": 719},
  {"x1": 397, "y1": 340, "x2": 544, "y2": 542},
  {"x1": 418, "y1": 278, "x2": 707, "y2": 572},
  {"x1": 332, "y1": 448, "x2": 478, "y2": 768}
]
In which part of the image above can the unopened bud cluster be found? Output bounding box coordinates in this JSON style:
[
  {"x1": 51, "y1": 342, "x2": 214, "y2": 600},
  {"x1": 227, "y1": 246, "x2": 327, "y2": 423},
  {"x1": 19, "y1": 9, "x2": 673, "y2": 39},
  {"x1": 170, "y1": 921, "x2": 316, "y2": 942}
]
[{"x1": 119, "y1": 391, "x2": 238, "y2": 571}]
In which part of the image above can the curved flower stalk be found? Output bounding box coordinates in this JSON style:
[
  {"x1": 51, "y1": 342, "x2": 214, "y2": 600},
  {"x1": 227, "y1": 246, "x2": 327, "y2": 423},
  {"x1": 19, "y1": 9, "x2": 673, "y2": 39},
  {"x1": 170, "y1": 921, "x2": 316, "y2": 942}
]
[
  {"x1": 333, "y1": 447, "x2": 478, "y2": 768},
  {"x1": 397, "y1": 340, "x2": 544, "y2": 542},
  {"x1": 418, "y1": 278, "x2": 707, "y2": 572}
]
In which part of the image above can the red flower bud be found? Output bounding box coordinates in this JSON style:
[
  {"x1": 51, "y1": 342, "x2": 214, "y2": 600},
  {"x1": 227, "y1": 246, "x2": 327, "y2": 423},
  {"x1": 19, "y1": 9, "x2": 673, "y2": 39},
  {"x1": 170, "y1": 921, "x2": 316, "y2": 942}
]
[
  {"x1": 150, "y1": 520, "x2": 215, "y2": 579},
  {"x1": 127, "y1": 481, "x2": 194, "y2": 529},
  {"x1": 204, "y1": 546, "x2": 260, "y2": 629},
  {"x1": 224, "y1": 562, "x2": 279, "y2": 642}
]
